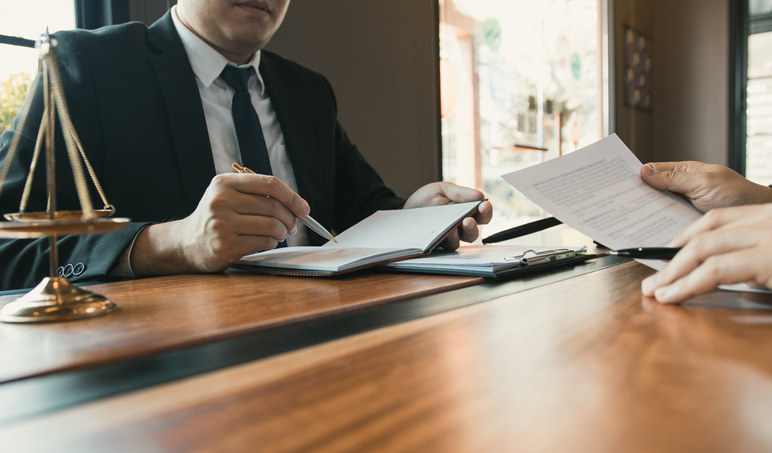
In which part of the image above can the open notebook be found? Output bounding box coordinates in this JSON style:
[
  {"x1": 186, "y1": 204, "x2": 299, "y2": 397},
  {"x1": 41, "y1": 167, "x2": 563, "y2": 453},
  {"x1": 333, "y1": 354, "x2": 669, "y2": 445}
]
[{"x1": 232, "y1": 201, "x2": 483, "y2": 276}]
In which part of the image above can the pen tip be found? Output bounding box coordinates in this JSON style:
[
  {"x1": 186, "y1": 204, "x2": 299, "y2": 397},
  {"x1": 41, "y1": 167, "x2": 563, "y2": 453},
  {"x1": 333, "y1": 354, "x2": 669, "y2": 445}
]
[{"x1": 331, "y1": 237, "x2": 337, "y2": 243}]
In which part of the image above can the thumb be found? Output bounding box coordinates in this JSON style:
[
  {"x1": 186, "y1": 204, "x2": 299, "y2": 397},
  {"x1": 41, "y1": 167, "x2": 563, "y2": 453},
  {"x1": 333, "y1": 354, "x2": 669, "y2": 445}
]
[
  {"x1": 641, "y1": 163, "x2": 668, "y2": 189},
  {"x1": 641, "y1": 162, "x2": 693, "y2": 195}
]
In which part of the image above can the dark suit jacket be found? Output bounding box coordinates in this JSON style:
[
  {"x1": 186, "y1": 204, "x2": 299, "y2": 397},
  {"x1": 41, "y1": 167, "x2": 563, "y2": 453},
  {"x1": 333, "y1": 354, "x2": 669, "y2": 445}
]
[{"x1": 0, "y1": 12, "x2": 404, "y2": 290}]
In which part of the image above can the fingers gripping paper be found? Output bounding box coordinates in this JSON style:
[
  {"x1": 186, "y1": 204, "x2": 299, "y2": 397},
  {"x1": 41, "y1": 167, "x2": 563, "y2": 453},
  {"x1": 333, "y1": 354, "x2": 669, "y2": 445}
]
[{"x1": 501, "y1": 134, "x2": 702, "y2": 253}]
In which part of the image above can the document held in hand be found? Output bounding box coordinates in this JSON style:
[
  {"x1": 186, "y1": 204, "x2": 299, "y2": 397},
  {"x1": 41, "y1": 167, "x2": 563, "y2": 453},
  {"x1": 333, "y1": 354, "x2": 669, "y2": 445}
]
[
  {"x1": 233, "y1": 201, "x2": 483, "y2": 276},
  {"x1": 501, "y1": 134, "x2": 772, "y2": 295},
  {"x1": 500, "y1": 134, "x2": 702, "y2": 269}
]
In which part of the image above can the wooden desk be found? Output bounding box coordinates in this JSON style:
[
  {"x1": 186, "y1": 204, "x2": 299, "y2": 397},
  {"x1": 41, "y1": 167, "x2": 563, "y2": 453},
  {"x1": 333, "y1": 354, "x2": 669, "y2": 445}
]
[
  {"x1": 0, "y1": 272, "x2": 481, "y2": 384},
  {"x1": 2, "y1": 261, "x2": 772, "y2": 451}
]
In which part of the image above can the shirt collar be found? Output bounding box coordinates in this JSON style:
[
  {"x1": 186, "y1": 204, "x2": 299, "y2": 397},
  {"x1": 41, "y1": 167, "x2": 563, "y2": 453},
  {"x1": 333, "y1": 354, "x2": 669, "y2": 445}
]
[{"x1": 171, "y1": 5, "x2": 266, "y2": 95}]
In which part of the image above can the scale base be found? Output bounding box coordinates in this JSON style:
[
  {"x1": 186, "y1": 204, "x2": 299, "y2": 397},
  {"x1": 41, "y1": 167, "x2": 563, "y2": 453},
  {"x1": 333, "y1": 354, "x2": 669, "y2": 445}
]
[{"x1": 0, "y1": 277, "x2": 116, "y2": 323}]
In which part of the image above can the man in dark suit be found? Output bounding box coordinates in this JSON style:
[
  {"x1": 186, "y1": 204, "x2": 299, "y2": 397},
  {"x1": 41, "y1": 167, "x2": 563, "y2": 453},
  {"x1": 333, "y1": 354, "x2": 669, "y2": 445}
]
[{"x1": 0, "y1": 0, "x2": 492, "y2": 290}]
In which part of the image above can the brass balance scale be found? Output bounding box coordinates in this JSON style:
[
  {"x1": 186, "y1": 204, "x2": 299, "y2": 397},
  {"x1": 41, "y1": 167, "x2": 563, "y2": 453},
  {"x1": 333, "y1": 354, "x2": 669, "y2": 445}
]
[{"x1": 0, "y1": 32, "x2": 129, "y2": 323}]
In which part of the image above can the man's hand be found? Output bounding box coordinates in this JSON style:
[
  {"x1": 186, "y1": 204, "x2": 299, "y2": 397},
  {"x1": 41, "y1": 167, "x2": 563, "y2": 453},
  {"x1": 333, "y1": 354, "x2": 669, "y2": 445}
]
[
  {"x1": 641, "y1": 161, "x2": 772, "y2": 213},
  {"x1": 131, "y1": 173, "x2": 310, "y2": 275},
  {"x1": 641, "y1": 203, "x2": 772, "y2": 303},
  {"x1": 404, "y1": 182, "x2": 493, "y2": 250}
]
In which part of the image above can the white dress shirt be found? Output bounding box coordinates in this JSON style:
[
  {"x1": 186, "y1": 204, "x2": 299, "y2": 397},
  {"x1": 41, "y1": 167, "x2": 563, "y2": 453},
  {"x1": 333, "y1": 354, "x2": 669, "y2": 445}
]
[
  {"x1": 112, "y1": 8, "x2": 309, "y2": 277},
  {"x1": 172, "y1": 7, "x2": 306, "y2": 245}
]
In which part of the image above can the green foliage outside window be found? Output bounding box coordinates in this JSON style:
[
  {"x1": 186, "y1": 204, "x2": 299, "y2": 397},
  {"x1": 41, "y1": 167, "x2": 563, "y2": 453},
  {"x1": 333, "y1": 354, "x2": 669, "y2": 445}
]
[{"x1": 0, "y1": 72, "x2": 34, "y2": 133}]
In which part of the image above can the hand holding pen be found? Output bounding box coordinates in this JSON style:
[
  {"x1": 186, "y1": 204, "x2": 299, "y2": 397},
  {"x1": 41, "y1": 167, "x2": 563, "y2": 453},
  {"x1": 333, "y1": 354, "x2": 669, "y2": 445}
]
[
  {"x1": 129, "y1": 163, "x2": 311, "y2": 276},
  {"x1": 232, "y1": 163, "x2": 336, "y2": 243}
]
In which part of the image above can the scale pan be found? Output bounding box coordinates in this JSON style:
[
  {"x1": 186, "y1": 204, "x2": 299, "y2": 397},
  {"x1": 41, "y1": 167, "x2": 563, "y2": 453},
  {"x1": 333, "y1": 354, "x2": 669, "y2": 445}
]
[
  {"x1": 4, "y1": 209, "x2": 116, "y2": 221},
  {"x1": 0, "y1": 217, "x2": 130, "y2": 238}
]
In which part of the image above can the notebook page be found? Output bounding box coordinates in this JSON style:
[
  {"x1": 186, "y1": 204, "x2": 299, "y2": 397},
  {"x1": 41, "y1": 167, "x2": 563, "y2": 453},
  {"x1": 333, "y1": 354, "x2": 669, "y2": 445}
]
[
  {"x1": 236, "y1": 246, "x2": 407, "y2": 272},
  {"x1": 323, "y1": 201, "x2": 481, "y2": 251}
]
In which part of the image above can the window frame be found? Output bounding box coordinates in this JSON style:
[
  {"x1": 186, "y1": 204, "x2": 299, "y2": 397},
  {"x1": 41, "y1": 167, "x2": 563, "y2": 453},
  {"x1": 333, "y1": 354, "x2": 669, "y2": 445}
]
[
  {"x1": 729, "y1": 0, "x2": 749, "y2": 175},
  {"x1": 75, "y1": 0, "x2": 130, "y2": 30},
  {"x1": 0, "y1": 0, "x2": 129, "y2": 50}
]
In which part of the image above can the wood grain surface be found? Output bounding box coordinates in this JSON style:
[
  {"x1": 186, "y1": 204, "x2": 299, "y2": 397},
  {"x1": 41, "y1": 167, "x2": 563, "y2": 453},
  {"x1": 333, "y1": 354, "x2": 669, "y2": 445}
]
[
  {"x1": 0, "y1": 271, "x2": 481, "y2": 383},
  {"x1": 4, "y1": 262, "x2": 772, "y2": 452}
]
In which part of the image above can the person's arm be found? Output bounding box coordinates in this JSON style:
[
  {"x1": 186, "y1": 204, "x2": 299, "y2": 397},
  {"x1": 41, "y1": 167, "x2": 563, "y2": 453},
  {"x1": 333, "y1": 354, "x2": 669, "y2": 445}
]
[
  {"x1": 403, "y1": 182, "x2": 493, "y2": 250},
  {"x1": 641, "y1": 161, "x2": 772, "y2": 212},
  {"x1": 0, "y1": 34, "x2": 146, "y2": 290},
  {"x1": 0, "y1": 222, "x2": 150, "y2": 290},
  {"x1": 641, "y1": 203, "x2": 772, "y2": 303},
  {"x1": 131, "y1": 173, "x2": 309, "y2": 275}
]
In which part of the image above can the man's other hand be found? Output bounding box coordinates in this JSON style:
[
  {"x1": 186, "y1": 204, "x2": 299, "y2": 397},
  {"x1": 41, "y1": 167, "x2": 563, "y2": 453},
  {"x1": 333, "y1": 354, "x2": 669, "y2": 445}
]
[{"x1": 404, "y1": 182, "x2": 493, "y2": 250}]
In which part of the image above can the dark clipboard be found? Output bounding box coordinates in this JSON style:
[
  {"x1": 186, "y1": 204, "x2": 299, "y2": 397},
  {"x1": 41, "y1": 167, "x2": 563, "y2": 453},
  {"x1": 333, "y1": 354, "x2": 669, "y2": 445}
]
[
  {"x1": 381, "y1": 247, "x2": 597, "y2": 280},
  {"x1": 479, "y1": 253, "x2": 597, "y2": 280}
]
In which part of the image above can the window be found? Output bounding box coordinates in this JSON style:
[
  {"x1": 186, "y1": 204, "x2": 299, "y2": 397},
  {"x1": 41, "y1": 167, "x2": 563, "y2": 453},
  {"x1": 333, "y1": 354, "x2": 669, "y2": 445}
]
[
  {"x1": 439, "y1": 0, "x2": 610, "y2": 236},
  {"x1": 745, "y1": 0, "x2": 772, "y2": 184},
  {"x1": 0, "y1": 0, "x2": 76, "y2": 132},
  {"x1": 746, "y1": 32, "x2": 772, "y2": 183}
]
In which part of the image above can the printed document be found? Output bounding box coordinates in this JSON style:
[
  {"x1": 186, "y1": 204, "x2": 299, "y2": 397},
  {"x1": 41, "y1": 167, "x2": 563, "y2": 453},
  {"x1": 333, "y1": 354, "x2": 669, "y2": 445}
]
[
  {"x1": 502, "y1": 134, "x2": 701, "y2": 252},
  {"x1": 502, "y1": 134, "x2": 770, "y2": 294}
]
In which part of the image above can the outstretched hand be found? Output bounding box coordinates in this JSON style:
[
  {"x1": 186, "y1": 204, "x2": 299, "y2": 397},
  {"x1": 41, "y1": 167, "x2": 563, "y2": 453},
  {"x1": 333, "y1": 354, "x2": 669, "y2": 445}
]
[
  {"x1": 404, "y1": 181, "x2": 493, "y2": 250},
  {"x1": 641, "y1": 203, "x2": 772, "y2": 303},
  {"x1": 641, "y1": 161, "x2": 772, "y2": 213}
]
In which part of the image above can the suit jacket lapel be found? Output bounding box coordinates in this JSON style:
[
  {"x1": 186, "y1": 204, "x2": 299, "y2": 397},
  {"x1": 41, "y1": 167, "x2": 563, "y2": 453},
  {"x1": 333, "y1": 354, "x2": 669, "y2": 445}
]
[
  {"x1": 260, "y1": 55, "x2": 327, "y2": 218},
  {"x1": 147, "y1": 12, "x2": 215, "y2": 215}
]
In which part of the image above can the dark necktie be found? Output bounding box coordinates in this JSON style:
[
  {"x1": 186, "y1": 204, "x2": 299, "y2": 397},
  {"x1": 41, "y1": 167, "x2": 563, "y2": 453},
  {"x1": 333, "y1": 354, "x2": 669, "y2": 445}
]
[
  {"x1": 219, "y1": 65, "x2": 273, "y2": 176},
  {"x1": 220, "y1": 65, "x2": 286, "y2": 248}
]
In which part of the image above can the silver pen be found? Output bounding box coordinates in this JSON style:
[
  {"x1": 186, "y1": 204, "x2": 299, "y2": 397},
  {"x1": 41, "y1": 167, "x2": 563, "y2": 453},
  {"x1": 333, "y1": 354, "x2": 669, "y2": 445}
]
[
  {"x1": 232, "y1": 163, "x2": 337, "y2": 243},
  {"x1": 297, "y1": 214, "x2": 336, "y2": 243}
]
